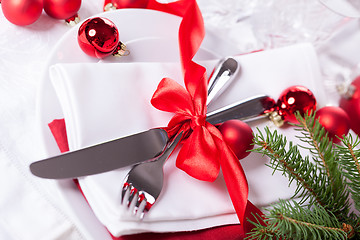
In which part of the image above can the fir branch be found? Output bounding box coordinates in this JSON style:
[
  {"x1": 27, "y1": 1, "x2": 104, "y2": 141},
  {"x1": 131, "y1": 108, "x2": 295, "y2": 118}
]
[
  {"x1": 249, "y1": 112, "x2": 360, "y2": 239},
  {"x1": 293, "y1": 112, "x2": 332, "y2": 176},
  {"x1": 336, "y1": 134, "x2": 360, "y2": 212},
  {"x1": 355, "y1": 218, "x2": 360, "y2": 237},
  {"x1": 245, "y1": 215, "x2": 284, "y2": 240},
  {"x1": 247, "y1": 200, "x2": 348, "y2": 240},
  {"x1": 293, "y1": 112, "x2": 351, "y2": 218},
  {"x1": 252, "y1": 127, "x2": 347, "y2": 214}
]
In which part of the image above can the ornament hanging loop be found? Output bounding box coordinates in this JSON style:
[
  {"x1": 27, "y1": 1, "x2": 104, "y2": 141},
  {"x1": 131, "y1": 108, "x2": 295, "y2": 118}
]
[
  {"x1": 268, "y1": 111, "x2": 284, "y2": 127},
  {"x1": 112, "y1": 42, "x2": 130, "y2": 57},
  {"x1": 335, "y1": 73, "x2": 356, "y2": 100},
  {"x1": 65, "y1": 14, "x2": 80, "y2": 26},
  {"x1": 104, "y1": 3, "x2": 117, "y2": 11}
]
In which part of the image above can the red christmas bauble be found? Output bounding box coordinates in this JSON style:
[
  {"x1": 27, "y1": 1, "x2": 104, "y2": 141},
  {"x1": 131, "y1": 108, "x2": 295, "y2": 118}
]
[
  {"x1": 43, "y1": 0, "x2": 81, "y2": 20},
  {"x1": 218, "y1": 120, "x2": 254, "y2": 160},
  {"x1": 316, "y1": 106, "x2": 350, "y2": 143},
  {"x1": 277, "y1": 85, "x2": 317, "y2": 124},
  {"x1": 339, "y1": 76, "x2": 360, "y2": 136},
  {"x1": 77, "y1": 17, "x2": 119, "y2": 59},
  {"x1": 1, "y1": 0, "x2": 43, "y2": 26}
]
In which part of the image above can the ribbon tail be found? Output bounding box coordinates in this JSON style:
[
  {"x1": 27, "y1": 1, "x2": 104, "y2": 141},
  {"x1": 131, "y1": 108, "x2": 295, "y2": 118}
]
[
  {"x1": 220, "y1": 145, "x2": 267, "y2": 235},
  {"x1": 219, "y1": 143, "x2": 249, "y2": 223},
  {"x1": 242, "y1": 200, "x2": 266, "y2": 234}
]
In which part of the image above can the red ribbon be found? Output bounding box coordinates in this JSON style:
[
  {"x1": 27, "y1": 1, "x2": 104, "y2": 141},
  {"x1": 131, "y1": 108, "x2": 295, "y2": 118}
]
[{"x1": 146, "y1": 0, "x2": 249, "y2": 224}]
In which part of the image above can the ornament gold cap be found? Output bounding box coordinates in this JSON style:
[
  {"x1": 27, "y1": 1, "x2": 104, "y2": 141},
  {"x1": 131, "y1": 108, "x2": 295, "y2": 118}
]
[
  {"x1": 337, "y1": 83, "x2": 356, "y2": 100},
  {"x1": 113, "y1": 42, "x2": 130, "y2": 57},
  {"x1": 104, "y1": 3, "x2": 117, "y2": 11},
  {"x1": 269, "y1": 111, "x2": 284, "y2": 127},
  {"x1": 65, "y1": 14, "x2": 80, "y2": 27},
  {"x1": 335, "y1": 73, "x2": 356, "y2": 99}
]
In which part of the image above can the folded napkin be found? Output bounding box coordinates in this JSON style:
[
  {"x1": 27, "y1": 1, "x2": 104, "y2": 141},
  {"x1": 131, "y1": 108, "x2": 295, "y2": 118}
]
[{"x1": 49, "y1": 43, "x2": 326, "y2": 237}]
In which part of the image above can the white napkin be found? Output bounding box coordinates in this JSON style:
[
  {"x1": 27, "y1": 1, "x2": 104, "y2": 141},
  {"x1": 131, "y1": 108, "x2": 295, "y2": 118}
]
[{"x1": 49, "y1": 43, "x2": 326, "y2": 237}]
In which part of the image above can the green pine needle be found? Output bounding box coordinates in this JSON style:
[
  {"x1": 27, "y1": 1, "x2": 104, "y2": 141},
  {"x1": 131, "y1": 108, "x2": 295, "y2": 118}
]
[
  {"x1": 293, "y1": 112, "x2": 351, "y2": 219},
  {"x1": 246, "y1": 200, "x2": 348, "y2": 240},
  {"x1": 248, "y1": 110, "x2": 359, "y2": 239},
  {"x1": 252, "y1": 125, "x2": 348, "y2": 215},
  {"x1": 336, "y1": 134, "x2": 360, "y2": 212}
]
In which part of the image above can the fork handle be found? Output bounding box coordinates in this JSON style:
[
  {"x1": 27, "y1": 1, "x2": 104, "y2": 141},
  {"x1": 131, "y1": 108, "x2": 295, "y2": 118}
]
[{"x1": 156, "y1": 131, "x2": 183, "y2": 164}]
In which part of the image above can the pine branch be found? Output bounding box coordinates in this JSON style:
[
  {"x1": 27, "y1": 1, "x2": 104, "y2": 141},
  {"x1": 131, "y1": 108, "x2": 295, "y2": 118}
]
[
  {"x1": 355, "y1": 218, "x2": 360, "y2": 236},
  {"x1": 246, "y1": 200, "x2": 348, "y2": 240},
  {"x1": 249, "y1": 112, "x2": 359, "y2": 239},
  {"x1": 245, "y1": 214, "x2": 284, "y2": 240},
  {"x1": 292, "y1": 112, "x2": 333, "y2": 175},
  {"x1": 252, "y1": 127, "x2": 348, "y2": 215},
  {"x1": 336, "y1": 134, "x2": 360, "y2": 212},
  {"x1": 292, "y1": 112, "x2": 351, "y2": 219}
]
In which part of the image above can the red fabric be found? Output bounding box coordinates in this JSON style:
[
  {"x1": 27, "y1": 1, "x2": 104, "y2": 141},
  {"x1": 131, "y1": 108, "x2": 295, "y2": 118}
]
[
  {"x1": 114, "y1": 225, "x2": 245, "y2": 240},
  {"x1": 48, "y1": 119, "x2": 69, "y2": 153}
]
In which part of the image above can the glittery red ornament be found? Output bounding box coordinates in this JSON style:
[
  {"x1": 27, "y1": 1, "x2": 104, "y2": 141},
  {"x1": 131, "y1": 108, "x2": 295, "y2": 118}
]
[
  {"x1": 273, "y1": 85, "x2": 317, "y2": 125},
  {"x1": 218, "y1": 120, "x2": 254, "y2": 160},
  {"x1": 77, "y1": 17, "x2": 127, "y2": 59},
  {"x1": 316, "y1": 106, "x2": 350, "y2": 143},
  {"x1": 339, "y1": 76, "x2": 360, "y2": 136},
  {"x1": 1, "y1": 0, "x2": 43, "y2": 26},
  {"x1": 43, "y1": 0, "x2": 81, "y2": 20}
]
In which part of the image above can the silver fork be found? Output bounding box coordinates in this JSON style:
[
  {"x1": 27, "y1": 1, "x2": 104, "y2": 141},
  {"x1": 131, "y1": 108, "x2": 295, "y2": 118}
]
[
  {"x1": 121, "y1": 57, "x2": 239, "y2": 219},
  {"x1": 121, "y1": 131, "x2": 183, "y2": 219}
]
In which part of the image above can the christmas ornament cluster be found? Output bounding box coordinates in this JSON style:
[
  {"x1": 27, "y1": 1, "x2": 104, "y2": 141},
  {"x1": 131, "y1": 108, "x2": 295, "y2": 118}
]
[
  {"x1": 218, "y1": 82, "x2": 357, "y2": 160},
  {"x1": 1, "y1": 0, "x2": 81, "y2": 26}
]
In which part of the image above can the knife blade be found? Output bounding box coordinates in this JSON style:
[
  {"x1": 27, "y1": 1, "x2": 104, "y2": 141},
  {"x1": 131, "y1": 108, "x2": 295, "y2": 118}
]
[
  {"x1": 30, "y1": 95, "x2": 274, "y2": 179},
  {"x1": 30, "y1": 128, "x2": 169, "y2": 179}
]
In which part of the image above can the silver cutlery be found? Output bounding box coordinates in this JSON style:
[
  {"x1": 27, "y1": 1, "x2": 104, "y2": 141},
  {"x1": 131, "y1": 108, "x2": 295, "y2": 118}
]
[
  {"x1": 120, "y1": 57, "x2": 241, "y2": 219},
  {"x1": 121, "y1": 95, "x2": 273, "y2": 218},
  {"x1": 30, "y1": 94, "x2": 272, "y2": 180},
  {"x1": 30, "y1": 59, "x2": 274, "y2": 180},
  {"x1": 121, "y1": 131, "x2": 183, "y2": 219},
  {"x1": 30, "y1": 128, "x2": 169, "y2": 179},
  {"x1": 207, "y1": 57, "x2": 239, "y2": 105}
]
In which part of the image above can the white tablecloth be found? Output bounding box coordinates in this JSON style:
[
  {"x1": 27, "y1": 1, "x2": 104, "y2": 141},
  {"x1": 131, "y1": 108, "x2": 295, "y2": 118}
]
[{"x1": 1, "y1": 0, "x2": 360, "y2": 239}]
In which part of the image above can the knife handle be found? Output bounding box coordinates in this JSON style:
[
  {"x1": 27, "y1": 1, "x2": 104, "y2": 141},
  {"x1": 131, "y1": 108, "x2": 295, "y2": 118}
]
[{"x1": 206, "y1": 95, "x2": 275, "y2": 125}]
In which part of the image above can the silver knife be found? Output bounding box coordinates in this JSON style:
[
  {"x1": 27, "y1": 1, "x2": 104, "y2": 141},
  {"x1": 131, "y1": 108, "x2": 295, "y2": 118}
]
[
  {"x1": 30, "y1": 95, "x2": 274, "y2": 179},
  {"x1": 30, "y1": 128, "x2": 169, "y2": 179},
  {"x1": 30, "y1": 57, "x2": 239, "y2": 179}
]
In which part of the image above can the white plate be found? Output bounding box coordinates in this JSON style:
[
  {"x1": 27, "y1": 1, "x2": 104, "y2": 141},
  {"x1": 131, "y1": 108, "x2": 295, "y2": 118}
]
[{"x1": 36, "y1": 9, "x2": 240, "y2": 240}]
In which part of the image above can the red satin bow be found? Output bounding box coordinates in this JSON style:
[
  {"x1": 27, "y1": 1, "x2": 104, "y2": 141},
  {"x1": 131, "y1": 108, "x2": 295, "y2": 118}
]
[{"x1": 148, "y1": 0, "x2": 249, "y2": 223}]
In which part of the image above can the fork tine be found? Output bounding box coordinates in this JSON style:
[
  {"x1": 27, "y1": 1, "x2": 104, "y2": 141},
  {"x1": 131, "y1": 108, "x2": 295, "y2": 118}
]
[
  {"x1": 135, "y1": 196, "x2": 147, "y2": 219},
  {"x1": 121, "y1": 183, "x2": 131, "y2": 204},
  {"x1": 128, "y1": 188, "x2": 139, "y2": 214}
]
